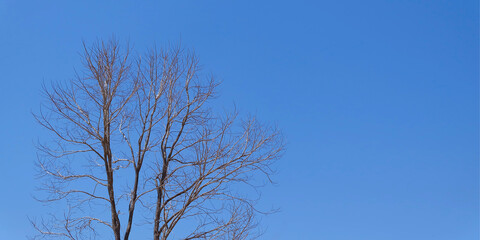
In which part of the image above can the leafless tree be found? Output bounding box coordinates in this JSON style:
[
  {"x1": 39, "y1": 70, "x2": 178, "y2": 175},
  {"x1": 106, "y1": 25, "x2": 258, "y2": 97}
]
[{"x1": 32, "y1": 38, "x2": 284, "y2": 240}]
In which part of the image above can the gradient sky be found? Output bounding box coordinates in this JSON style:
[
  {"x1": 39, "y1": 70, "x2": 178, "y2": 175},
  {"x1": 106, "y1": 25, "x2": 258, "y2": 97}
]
[{"x1": 0, "y1": 0, "x2": 478, "y2": 239}]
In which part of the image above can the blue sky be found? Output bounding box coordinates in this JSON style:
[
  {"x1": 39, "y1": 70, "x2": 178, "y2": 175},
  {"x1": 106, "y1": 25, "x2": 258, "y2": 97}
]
[{"x1": 0, "y1": 0, "x2": 478, "y2": 239}]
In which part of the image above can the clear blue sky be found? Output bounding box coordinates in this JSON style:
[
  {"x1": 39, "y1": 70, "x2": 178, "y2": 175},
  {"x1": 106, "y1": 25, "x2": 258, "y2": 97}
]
[{"x1": 0, "y1": 0, "x2": 478, "y2": 239}]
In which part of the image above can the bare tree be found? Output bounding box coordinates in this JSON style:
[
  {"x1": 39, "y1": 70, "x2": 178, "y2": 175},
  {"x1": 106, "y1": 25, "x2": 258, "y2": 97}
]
[{"x1": 33, "y1": 38, "x2": 284, "y2": 240}]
